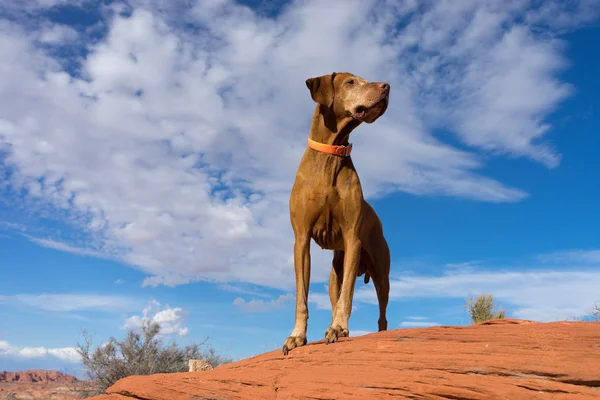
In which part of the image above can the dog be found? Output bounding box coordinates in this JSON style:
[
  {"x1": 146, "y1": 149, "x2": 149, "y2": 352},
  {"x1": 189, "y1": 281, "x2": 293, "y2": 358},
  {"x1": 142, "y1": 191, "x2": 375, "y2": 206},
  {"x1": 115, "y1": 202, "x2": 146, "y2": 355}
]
[{"x1": 283, "y1": 72, "x2": 391, "y2": 355}]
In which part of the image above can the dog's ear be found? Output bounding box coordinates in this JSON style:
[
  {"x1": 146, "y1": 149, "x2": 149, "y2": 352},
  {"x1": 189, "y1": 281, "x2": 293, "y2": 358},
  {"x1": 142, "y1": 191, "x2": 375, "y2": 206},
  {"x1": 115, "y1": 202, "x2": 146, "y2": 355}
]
[{"x1": 305, "y1": 72, "x2": 337, "y2": 107}]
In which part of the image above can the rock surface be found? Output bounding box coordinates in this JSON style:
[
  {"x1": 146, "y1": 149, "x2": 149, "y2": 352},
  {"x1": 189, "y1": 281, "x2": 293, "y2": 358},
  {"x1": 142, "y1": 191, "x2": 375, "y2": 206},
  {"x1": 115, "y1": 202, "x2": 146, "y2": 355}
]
[
  {"x1": 0, "y1": 370, "x2": 77, "y2": 384},
  {"x1": 86, "y1": 319, "x2": 600, "y2": 400},
  {"x1": 0, "y1": 382, "x2": 84, "y2": 400}
]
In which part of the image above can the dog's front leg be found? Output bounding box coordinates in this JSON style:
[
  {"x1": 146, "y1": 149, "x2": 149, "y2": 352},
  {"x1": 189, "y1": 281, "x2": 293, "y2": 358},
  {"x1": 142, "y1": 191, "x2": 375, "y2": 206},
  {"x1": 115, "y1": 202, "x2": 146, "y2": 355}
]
[
  {"x1": 325, "y1": 237, "x2": 360, "y2": 343},
  {"x1": 282, "y1": 234, "x2": 311, "y2": 355}
]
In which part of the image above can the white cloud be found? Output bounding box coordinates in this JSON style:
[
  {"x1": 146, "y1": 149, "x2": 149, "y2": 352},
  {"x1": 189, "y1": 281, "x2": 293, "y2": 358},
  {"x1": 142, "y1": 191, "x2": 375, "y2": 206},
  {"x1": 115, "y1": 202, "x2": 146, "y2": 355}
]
[
  {"x1": 19, "y1": 346, "x2": 48, "y2": 358},
  {"x1": 38, "y1": 23, "x2": 79, "y2": 44},
  {"x1": 218, "y1": 283, "x2": 271, "y2": 298},
  {"x1": 123, "y1": 301, "x2": 189, "y2": 336},
  {"x1": 233, "y1": 294, "x2": 293, "y2": 312},
  {"x1": 114, "y1": 279, "x2": 124, "y2": 284},
  {"x1": 0, "y1": 340, "x2": 80, "y2": 363},
  {"x1": 308, "y1": 291, "x2": 331, "y2": 311},
  {"x1": 25, "y1": 236, "x2": 105, "y2": 259},
  {"x1": 0, "y1": 341, "x2": 14, "y2": 356},
  {"x1": 0, "y1": 0, "x2": 87, "y2": 11},
  {"x1": 353, "y1": 268, "x2": 600, "y2": 322},
  {"x1": 1, "y1": 293, "x2": 140, "y2": 312},
  {"x1": 47, "y1": 347, "x2": 80, "y2": 362},
  {"x1": 537, "y1": 249, "x2": 600, "y2": 264},
  {"x1": 0, "y1": 221, "x2": 28, "y2": 231},
  {"x1": 525, "y1": 0, "x2": 600, "y2": 31},
  {"x1": 0, "y1": 0, "x2": 91, "y2": 24},
  {"x1": 0, "y1": 0, "x2": 595, "y2": 290},
  {"x1": 399, "y1": 321, "x2": 440, "y2": 328},
  {"x1": 351, "y1": 330, "x2": 373, "y2": 337}
]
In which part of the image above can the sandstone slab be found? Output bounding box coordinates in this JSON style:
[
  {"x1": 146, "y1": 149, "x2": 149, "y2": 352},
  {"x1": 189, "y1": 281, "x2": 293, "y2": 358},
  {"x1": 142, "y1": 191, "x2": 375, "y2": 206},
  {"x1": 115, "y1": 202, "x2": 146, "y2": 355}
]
[{"x1": 86, "y1": 319, "x2": 600, "y2": 399}]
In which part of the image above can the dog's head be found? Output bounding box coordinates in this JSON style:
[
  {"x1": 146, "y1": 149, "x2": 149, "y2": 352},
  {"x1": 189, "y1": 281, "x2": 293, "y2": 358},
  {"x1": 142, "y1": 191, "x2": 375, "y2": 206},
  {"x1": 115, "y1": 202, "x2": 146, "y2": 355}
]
[{"x1": 305, "y1": 72, "x2": 390, "y2": 124}]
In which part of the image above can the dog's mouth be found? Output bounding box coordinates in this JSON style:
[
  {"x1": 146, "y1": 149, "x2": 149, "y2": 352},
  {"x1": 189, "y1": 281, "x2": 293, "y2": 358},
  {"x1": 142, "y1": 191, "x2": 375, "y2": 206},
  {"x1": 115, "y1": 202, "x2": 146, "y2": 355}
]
[
  {"x1": 354, "y1": 106, "x2": 367, "y2": 120},
  {"x1": 353, "y1": 95, "x2": 388, "y2": 121}
]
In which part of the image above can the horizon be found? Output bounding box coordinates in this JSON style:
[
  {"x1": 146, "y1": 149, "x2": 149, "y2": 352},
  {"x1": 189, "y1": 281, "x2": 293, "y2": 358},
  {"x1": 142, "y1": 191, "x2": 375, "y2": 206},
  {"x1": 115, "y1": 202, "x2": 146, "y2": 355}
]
[{"x1": 1, "y1": 0, "x2": 600, "y2": 375}]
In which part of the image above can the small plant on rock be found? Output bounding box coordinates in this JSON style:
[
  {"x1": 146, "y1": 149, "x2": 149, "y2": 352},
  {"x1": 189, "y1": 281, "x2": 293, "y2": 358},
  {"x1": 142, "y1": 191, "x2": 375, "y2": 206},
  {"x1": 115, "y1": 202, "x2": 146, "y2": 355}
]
[
  {"x1": 74, "y1": 321, "x2": 231, "y2": 396},
  {"x1": 465, "y1": 293, "x2": 506, "y2": 324}
]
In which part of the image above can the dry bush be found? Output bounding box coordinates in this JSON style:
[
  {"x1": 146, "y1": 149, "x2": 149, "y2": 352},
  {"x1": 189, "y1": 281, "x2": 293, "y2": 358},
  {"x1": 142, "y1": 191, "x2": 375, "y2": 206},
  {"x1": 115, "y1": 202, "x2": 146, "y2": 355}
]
[
  {"x1": 73, "y1": 321, "x2": 232, "y2": 396},
  {"x1": 593, "y1": 303, "x2": 600, "y2": 321},
  {"x1": 465, "y1": 293, "x2": 506, "y2": 324}
]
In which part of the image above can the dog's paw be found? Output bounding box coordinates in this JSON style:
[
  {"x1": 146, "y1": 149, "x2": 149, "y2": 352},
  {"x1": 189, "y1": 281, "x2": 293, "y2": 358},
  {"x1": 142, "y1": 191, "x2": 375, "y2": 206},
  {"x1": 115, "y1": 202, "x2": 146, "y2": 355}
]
[
  {"x1": 325, "y1": 325, "x2": 348, "y2": 344},
  {"x1": 282, "y1": 335, "x2": 307, "y2": 356},
  {"x1": 378, "y1": 318, "x2": 388, "y2": 332}
]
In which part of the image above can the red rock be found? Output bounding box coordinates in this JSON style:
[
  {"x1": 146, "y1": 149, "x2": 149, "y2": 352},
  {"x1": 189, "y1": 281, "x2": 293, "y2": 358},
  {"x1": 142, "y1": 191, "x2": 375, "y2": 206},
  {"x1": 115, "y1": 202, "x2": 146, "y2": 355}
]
[
  {"x1": 0, "y1": 370, "x2": 77, "y2": 384},
  {"x1": 0, "y1": 381, "x2": 85, "y2": 400},
  {"x1": 85, "y1": 319, "x2": 600, "y2": 399}
]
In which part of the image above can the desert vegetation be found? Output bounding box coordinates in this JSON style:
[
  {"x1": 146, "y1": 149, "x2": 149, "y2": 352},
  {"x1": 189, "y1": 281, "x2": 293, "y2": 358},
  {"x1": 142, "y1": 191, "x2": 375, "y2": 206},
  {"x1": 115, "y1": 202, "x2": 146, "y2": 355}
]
[
  {"x1": 74, "y1": 321, "x2": 231, "y2": 396},
  {"x1": 465, "y1": 294, "x2": 506, "y2": 324}
]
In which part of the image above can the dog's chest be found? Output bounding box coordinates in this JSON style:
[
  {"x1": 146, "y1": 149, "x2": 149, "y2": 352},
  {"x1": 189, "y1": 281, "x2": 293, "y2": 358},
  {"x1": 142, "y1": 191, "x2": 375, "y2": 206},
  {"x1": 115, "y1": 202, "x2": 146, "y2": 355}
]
[{"x1": 311, "y1": 205, "x2": 344, "y2": 251}]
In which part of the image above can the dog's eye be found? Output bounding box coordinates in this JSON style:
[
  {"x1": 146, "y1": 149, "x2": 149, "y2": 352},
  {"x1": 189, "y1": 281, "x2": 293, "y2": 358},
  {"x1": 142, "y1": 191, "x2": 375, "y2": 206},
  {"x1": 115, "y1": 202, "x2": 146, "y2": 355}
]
[{"x1": 346, "y1": 80, "x2": 355, "y2": 85}]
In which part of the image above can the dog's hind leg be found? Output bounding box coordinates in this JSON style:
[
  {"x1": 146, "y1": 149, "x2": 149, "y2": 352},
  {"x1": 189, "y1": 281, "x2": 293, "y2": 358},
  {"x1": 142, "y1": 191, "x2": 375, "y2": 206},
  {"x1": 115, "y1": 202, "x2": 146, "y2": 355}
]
[
  {"x1": 370, "y1": 240, "x2": 390, "y2": 332},
  {"x1": 360, "y1": 242, "x2": 389, "y2": 332},
  {"x1": 373, "y1": 270, "x2": 389, "y2": 331}
]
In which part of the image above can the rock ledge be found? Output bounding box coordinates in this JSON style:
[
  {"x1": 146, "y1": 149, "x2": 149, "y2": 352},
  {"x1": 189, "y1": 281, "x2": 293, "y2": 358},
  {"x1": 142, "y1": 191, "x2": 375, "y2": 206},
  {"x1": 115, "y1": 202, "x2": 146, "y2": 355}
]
[{"x1": 87, "y1": 319, "x2": 600, "y2": 400}]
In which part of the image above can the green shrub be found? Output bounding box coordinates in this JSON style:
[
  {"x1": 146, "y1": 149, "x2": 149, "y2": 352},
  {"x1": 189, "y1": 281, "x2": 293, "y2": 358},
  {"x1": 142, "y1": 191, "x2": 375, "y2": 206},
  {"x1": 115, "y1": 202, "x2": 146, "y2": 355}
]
[
  {"x1": 74, "y1": 321, "x2": 231, "y2": 396},
  {"x1": 465, "y1": 293, "x2": 506, "y2": 324}
]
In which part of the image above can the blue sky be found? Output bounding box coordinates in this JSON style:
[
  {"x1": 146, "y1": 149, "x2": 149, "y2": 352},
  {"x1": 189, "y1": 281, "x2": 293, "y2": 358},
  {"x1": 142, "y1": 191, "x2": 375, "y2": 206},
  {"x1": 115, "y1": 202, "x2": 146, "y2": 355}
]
[{"x1": 1, "y1": 0, "x2": 600, "y2": 375}]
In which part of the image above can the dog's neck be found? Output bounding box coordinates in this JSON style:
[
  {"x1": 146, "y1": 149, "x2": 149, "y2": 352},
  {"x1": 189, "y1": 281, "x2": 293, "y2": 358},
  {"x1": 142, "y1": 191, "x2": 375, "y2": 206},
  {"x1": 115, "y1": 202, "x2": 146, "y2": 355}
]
[{"x1": 308, "y1": 105, "x2": 361, "y2": 146}]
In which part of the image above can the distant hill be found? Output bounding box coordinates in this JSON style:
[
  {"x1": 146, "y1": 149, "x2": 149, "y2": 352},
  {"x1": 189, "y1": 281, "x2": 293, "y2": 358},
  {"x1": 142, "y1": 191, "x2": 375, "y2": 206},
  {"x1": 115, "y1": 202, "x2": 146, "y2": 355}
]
[{"x1": 0, "y1": 370, "x2": 78, "y2": 384}]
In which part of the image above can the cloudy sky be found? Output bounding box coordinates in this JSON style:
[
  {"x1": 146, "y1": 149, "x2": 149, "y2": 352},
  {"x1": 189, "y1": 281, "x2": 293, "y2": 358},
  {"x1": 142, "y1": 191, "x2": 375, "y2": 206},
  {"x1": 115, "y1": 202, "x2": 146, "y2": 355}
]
[{"x1": 1, "y1": 0, "x2": 599, "y2": 374}]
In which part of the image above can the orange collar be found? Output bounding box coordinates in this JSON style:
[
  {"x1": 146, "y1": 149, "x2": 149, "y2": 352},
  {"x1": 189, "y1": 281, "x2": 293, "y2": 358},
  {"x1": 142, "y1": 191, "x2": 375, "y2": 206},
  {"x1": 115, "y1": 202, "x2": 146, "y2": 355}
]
[{"x1": 307, "y1": 137, "x2": 353, "y2": 157}]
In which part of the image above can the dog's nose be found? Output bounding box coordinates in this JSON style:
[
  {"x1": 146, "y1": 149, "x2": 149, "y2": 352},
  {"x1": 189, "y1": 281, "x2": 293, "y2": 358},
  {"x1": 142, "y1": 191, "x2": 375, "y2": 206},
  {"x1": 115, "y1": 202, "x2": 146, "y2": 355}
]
[{"x1": 377, "y1": 82, "x2": 390, "y2": 92}]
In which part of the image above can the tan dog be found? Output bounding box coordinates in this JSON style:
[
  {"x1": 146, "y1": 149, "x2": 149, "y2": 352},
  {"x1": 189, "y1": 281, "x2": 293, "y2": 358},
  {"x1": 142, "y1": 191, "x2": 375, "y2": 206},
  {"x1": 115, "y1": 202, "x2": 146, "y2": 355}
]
[{"x1": 283, "y1": 72, "x2": 391, "y2": 355}]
